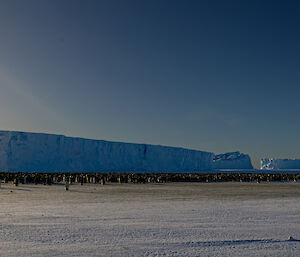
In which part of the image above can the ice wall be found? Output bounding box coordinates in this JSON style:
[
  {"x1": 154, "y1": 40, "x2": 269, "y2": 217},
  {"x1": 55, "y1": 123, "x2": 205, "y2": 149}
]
[
  {"x1": 0, "y1": 131, "x2": 254, "y2": 172},
  {"x1": 0, "y1": 131, "x2": 214, "y2": 172},
  {"x1": 261, "y1": 158, "x2": 300, "y2": 170},
  {"x1": 212, "y1": 151, "x2": 253, "y2": 170}
]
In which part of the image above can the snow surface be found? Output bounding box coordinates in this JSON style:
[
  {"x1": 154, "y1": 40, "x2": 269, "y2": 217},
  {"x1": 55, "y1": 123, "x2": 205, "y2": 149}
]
[
  {"x1": 0, "y1": 131, "x2": 252, "y2": 172},
  {"x1": 261, "y1": 158, "x2": 300, "y2": 170},
  {"x1": 1, "y1": 182, "x2": 300, "y2": 256}
]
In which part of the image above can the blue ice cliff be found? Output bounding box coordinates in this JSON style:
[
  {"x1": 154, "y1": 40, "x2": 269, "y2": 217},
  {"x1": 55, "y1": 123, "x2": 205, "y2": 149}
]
[{"x1": 0, "y1": 131, "x2": 252, "y2": 172}]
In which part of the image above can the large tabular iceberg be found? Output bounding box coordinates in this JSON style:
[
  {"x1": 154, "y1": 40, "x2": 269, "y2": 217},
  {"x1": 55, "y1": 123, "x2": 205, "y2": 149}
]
[
  {"x1": 261, "y1": 158, "x2": 300, "y2": 170},
  {"x1": 0, "y1": 131, "x2": 214, "y2": 172},
  {"x1": 0, "y1": 131, "x2": 253, "y2": 172}
]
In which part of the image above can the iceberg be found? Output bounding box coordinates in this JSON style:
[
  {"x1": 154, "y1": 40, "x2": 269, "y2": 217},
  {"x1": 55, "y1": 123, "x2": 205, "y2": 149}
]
[
  {"x1": 261, "y1": 158, "x2": 300, "y2": 170},
  {"x1": 0, "y1": 131, "x2": 253, "y2": 172},
  {"x1": 212, "y1": 151, "x2": 253, "y2": 170},
  {"x1": 0, "y1": 131, "x2": 214, "y2": 172}
]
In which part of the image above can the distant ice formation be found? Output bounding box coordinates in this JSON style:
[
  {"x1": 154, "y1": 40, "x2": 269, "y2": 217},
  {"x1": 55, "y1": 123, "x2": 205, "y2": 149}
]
[
  {"x1": 0, "y1": 131, "x2": 214, "y2": 172},
  {"x1": 0, "y1": 131, "x2": 253, "y2": 172},
  {"x1": 261, "y1": 158, "x2": 300, "y2": 170},
  {"x1": 212, "y1": 151, "x2": 253, "y2": 170}
]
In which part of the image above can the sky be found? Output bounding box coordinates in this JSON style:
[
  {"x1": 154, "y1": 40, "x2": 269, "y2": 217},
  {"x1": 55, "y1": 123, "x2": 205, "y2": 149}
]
[{"x1": 0, "y1": 0, "x2": 300, "y2": 168}]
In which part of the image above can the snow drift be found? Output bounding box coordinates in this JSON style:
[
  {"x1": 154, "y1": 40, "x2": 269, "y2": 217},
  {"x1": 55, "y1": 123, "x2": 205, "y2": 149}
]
[{"x1": 0, "y1": 131, "x2": 253, "y2": 172}]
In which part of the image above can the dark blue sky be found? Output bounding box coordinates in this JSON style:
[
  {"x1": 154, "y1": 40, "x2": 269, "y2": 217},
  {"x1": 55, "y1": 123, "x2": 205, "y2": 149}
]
[{"x1": 1, "y1": 0, "x2": 300, "y2": 167}]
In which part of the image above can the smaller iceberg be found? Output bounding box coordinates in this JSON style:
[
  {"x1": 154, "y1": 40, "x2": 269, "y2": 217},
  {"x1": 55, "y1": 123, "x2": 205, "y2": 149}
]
[
  {"x1": 261, "y1": 158, "x2": 300, "y2": 169},
  {"x1": 212, "y1": 151, "x2": 253, "y2": 169}
]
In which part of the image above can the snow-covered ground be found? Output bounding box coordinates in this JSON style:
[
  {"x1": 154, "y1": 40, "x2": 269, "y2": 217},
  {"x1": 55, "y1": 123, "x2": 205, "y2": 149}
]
[{"x1": 1, "y1": 182, "x2": 300, "y2": 256}]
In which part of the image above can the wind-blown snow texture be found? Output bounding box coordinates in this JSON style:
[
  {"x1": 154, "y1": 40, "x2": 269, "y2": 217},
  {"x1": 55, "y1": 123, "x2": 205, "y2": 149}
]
[
  {"x1": 1, "y1": 183, "x2": 300, "y2": 257},
  {"x1": 261, "y1": 158, "x2": 300, "y2": 170},
  {"x1": 0, "y1": 131, "x2": 252, "y2": 172}
]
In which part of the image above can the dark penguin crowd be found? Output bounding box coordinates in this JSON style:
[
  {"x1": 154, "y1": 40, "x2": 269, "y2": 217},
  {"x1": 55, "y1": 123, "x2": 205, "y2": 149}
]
[{"x1": 0, "y1": 172, "x2": 300, "y2": 190}]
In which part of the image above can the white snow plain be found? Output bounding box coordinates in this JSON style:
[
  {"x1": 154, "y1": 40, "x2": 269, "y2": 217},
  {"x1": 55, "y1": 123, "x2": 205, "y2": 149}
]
[{"x1": 1, "y1": 182, "x2": 300, "y2": 256}]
